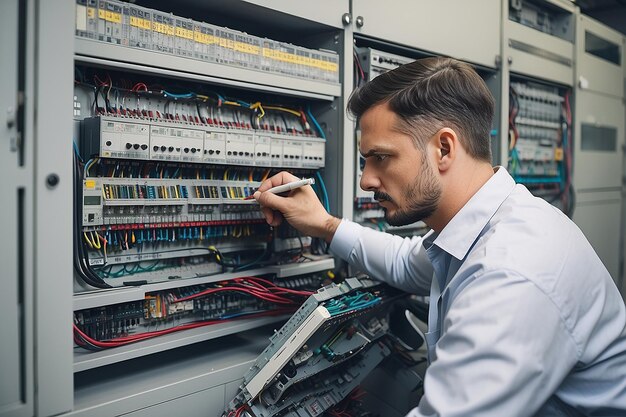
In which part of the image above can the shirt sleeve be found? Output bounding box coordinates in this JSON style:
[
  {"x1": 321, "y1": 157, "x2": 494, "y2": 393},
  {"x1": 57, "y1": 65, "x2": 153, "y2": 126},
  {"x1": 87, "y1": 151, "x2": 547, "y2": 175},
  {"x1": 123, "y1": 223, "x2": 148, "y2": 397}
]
[
  {"x1": 329, "y1": 219, "x2": 434, "y2": 295},
  {"x1": 408, "y1": 270, "x2": 581, "y2": 417}
]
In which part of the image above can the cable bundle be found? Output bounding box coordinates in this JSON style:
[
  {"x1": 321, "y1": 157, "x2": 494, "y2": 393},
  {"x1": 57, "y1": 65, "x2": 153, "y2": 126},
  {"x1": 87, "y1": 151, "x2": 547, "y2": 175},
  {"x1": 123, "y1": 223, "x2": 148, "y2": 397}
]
[{"x1": 74, "y1": 277, "x2": 313, "y2": 350}]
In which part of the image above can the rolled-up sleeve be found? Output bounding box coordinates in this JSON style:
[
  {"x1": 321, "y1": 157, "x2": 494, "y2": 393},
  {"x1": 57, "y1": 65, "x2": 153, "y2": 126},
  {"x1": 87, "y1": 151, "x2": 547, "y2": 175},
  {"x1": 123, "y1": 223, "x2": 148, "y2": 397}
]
[
  {"x1": 408, "y1": 270, "x2": 580, "y2": 417},
  {"x1": 329, "y1": 219, "x2": 433, "y2": 295}
]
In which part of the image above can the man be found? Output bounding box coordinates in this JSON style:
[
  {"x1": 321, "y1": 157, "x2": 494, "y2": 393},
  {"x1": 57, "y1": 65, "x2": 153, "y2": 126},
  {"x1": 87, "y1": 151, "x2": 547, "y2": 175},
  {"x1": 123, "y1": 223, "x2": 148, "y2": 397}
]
[{"x1": 253, "y1": 57, "x2": 626, "y2": 416}]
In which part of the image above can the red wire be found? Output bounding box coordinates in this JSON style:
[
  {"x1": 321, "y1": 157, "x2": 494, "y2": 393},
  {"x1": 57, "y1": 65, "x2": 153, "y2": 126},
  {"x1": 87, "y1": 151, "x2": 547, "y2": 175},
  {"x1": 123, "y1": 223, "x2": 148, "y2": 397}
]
[
  {"x1": 244, "y1": 276, "x2": 313, "y2": 296},
  {"x1": 173, "y1": 278, "x2": 311, "y2": 303},
  {"x1": 73, "y1": 309, "x2": 294, "y2": 349},
  {"x1": 174, "y1": 286, "x2": 296, "y2": 304},
  {"x1": 234, "y1": 404, "x2": 248, "y2": 417}
]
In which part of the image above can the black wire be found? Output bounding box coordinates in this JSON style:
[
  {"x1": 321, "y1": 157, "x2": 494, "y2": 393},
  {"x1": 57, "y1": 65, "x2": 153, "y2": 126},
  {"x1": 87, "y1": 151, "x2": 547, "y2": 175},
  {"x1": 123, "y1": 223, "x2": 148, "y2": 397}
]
[
  {"x1": 279, "y1": 114, "x2": 289, "y2": 132},
  {"x1": 73, "y1": 152, "x2": 112, "y2": 288},
  {"x1": 92, "y1": 85, "x2": 101, "y2": 113}
]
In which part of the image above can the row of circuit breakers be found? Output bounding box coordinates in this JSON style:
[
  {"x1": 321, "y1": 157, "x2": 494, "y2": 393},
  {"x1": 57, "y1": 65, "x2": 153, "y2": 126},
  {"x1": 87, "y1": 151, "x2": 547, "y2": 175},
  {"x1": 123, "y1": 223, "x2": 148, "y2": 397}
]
[
  {"x1": 81, "y1": 116, "x2": 326, "y2": 168},
  {"x1": 75, "y1": 0, "x2": 340, "y2": 84}
]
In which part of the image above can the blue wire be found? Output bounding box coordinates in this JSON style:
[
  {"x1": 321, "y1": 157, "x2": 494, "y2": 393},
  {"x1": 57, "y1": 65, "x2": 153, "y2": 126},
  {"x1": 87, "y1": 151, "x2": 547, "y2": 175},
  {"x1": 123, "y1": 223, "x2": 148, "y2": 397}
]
[
  {"x1": 83, "y1": 158, "x2": 94, "y2": 177},
  {"x1": 315, "y1": 171, "x2": 330, "y2": 212},
  {"x1": 162, "y1": 91, "x2": 195, "y2": 99},
  {"x1": 73, "y1": 141, "x2": 83, "y2": 161},
  {"x1": 307, "y1": 107, "x2": 326, "y2": 140}
]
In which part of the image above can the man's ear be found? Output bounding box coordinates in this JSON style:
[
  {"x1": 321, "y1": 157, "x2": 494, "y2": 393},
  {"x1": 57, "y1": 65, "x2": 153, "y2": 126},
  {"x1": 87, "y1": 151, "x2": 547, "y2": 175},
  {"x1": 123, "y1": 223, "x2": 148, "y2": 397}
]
[{"x1": 431, "y1": 128, "x2": 457, "y2": 172}]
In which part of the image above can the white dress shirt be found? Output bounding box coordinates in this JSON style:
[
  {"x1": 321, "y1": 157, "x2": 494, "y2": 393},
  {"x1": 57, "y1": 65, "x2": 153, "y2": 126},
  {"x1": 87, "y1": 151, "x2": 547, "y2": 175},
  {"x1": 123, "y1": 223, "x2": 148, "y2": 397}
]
[{"x1": 330, "y1": 167, "x2": 626, "y2": 417}]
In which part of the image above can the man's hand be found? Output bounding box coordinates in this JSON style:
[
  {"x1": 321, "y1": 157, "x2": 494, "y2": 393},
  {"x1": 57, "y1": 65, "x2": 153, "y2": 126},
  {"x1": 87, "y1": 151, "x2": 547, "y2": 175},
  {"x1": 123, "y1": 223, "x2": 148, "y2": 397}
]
[{"x1": 253, "y1": 171, "x2": 340, "y2": 243}]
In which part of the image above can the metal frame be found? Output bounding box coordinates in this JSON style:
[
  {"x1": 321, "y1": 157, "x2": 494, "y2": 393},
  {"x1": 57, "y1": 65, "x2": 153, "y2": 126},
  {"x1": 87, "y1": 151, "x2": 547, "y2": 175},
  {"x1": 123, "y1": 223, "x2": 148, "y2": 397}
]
[{"x1": 33, "y1": 0, "x2": 75, "y2": 414}]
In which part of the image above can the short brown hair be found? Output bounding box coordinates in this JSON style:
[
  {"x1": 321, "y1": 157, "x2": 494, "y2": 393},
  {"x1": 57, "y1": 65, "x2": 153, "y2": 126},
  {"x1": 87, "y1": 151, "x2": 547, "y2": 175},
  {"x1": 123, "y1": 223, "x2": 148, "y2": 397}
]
[{"x1": 348, "y1": 57, "x2": 494, "y2": 162}]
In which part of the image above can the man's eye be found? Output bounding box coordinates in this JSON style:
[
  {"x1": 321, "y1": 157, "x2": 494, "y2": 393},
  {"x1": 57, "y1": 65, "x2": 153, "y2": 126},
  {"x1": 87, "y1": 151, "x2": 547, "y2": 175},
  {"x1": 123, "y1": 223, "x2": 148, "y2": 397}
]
[{"x1": 375, "y1": 154, "x2": 388, "y2": 162}]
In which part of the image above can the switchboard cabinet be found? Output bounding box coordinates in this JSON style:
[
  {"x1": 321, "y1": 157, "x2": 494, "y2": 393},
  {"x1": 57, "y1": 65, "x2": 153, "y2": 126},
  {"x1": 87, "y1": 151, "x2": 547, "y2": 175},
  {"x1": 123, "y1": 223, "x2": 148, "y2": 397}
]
[
  {"x1": 351, "y1": 0, "x2": 501, "y2": 69},
  {"x1": 68, "y1": 0, "x2": 351, "y2": 415},
  {"x1": 573, "y1": 15, "x2": 624, "y2": 282},
  {"x1": 7, "y1": 2, "x2": 626, "y2": 417}
]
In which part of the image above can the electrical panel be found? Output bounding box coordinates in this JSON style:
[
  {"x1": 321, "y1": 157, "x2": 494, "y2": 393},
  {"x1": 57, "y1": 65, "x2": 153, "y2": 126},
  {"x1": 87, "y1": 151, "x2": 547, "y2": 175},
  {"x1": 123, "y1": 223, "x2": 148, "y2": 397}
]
[
  {"x1": 74, "y1": 62, "x2": 335, "y2": 290},
  {"x1": 508, "y1": 79, "x2": 573, "y2": 213},
  {"x1": 71, "y1": 0, "x2": 344, "y2": 399}
]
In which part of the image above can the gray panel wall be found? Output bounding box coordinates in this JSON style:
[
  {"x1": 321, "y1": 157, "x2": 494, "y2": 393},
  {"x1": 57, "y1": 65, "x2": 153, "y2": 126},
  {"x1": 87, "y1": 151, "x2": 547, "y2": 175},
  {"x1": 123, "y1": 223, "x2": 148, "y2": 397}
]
[{"x1": 0, "y1": 0, "x2": 34, "y2": 416}]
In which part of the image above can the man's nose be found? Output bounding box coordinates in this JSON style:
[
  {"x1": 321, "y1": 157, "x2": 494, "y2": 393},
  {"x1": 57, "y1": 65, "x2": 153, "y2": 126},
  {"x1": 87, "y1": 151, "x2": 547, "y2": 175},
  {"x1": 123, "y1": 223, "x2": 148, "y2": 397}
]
[{"x1": 360, "y1": 163, "x2": 381, "y2": 192}]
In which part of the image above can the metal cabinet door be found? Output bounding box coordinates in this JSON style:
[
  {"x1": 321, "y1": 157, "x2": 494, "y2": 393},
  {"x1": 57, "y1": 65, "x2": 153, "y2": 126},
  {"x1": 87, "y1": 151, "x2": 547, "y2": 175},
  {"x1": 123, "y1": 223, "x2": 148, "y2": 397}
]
[
  {"x1": 574, "y1": 91, "x2": 624, "y2": 191},
  {"x1": 0, "y1": 0, "x2": 32, "y2": 416},
  {"x1": 573, "y1": 190, "x2": 622, "y2": 282},
  {"x1": 351, "y1": 0, "x2": 501, "y2": 69},
  {"x1": 577, "y1": 15, "x2": 624, "y2": 99}
]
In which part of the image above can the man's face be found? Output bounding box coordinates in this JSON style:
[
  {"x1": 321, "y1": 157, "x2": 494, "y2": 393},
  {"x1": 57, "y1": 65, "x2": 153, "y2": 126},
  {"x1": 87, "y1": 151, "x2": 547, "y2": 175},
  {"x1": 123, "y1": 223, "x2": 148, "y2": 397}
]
[{"x1": 359, "y1": 103, "x2": 442, "y2": 226}]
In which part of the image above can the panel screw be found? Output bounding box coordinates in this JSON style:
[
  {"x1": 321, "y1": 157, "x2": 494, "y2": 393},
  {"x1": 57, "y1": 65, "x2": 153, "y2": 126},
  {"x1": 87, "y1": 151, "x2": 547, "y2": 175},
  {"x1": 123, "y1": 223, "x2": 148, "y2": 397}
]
[{"x1": 46, "y1": 173, "x2": 60, "y2": 188}]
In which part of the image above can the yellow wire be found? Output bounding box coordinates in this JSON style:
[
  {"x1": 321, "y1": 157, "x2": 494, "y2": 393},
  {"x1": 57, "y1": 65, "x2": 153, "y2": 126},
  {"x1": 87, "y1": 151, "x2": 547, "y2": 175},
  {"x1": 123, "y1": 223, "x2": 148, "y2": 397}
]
[
  {"x1": 264, "y1": 105, "x2": 301, "y2": 117},
  {"x1": 90, "y1": 231, "x2": 101, "y2": 249},
  {"x1": 250, "y1": 102, "x2": 266, "y2": 118},
  {"x1": 83, "y1": 232, "x2": 94, "y2": 249},
  {"x1": 262, "y1": 169, "x2": 270, "y2": 182},
  {"x1": 86, "y1": 158, "x2": 99, "y2": 177},
  {"x1": 200, "y1": 227, "x2": 203, "y2": 240},
  {"x1": 223, "y1": 100, "x2": 241, "y2": 107},
  {"x1": 248, "y1": 170, "x2": 253, "y2": 182},
  {"x1": 223, "y1": 169, "x2": 229, "y2": 181},
  {"x1": 175, "y1": 185, "x2": 180, "y2": 199},
  {"x1": 208, "y1": 245, "x2": 221, "y2": 262},
  {"x1": 131, "y1": 230, "x2": 136, "y2": 244}
]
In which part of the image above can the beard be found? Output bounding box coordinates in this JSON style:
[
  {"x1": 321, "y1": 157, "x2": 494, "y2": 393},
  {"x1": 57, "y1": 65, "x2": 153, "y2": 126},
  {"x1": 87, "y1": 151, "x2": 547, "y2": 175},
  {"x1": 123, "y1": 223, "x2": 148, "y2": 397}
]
[{"x1": 374, "y1": 160, "x2": 442, "y2": 227}]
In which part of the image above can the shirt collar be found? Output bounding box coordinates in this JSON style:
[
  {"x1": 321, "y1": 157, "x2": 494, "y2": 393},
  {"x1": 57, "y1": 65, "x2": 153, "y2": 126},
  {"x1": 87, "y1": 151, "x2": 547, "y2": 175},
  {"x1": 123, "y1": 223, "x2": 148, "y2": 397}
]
[{"x1": 432, "y1": 166, "x2": 516, "y2": 260}]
